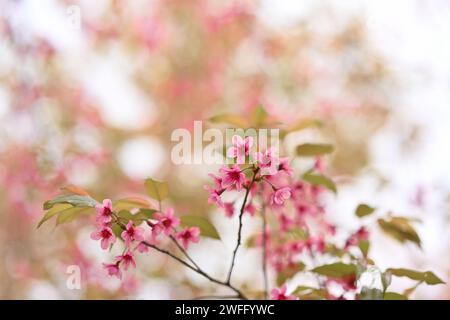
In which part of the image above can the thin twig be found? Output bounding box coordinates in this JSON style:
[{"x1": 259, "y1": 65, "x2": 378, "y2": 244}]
[
  {"x1": 169, "y1": 235, "x2": 201, "y2": 270},
  {"x1": 142, "y1": 241, "x2": 198, "y2": 273},
  {"x1": 261, "y1": 198, "x2": 269, "y2": 300},
  {"x1": 142, "y1": 241, "x2": 247, "y2": 299},
  {"x1": 226, "y1": 169, "x2": 259, "y2": 284}
]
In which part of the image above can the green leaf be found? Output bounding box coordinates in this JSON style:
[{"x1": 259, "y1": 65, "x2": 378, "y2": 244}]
[
  {"x1": 117, "y1": 209, "x2": 156, "y2": 225},
  {"x1": 43, "y1": 194, "x2": 98, "y2": 210},
  {"x1": 60, "y1": 185, "x2": 90, "y2": 196},
  {"x1": 245, "y1": 234, "x2": 257, "y2": 248},
  {"x1": 324, "y1": 244, "x2": 347, "y2": 258},
  {"x1": 144, "y1": 178, "x2": 169, "y2": 202},
  {"x1": 37, "y1": 203, "x2": 72, "y2": 228},
  {"x1": 276, "y1": 263, "x2": 305, "y2": 286},
  {"x1": 387, "y1": 268, "x2": 445, "y2": 285},
  {"x1": 312, "y1": 262, "x2": 357, "y2": 278},
  {"x1": 208, "y1": 114, "x2": 248, "y2": 128},
  {"x1": 359, "y1": 287, "x2": 383, "y2": 300},
  {"x1": 296, "y1": 143, "x2": 334, "y2": 157},
  {"x1": 113, "y1": 197, "x2": 152, "y2": 211},
  {"x1": 293, "y1": 285, "x2": 319, "y2": 295},
  {"x1": 180, "y1": 215, "x2": 220, "y2": 240},
  {"x1": 381, "y1": 271, "x2": 392, "y2": 292},
  {"x1": 117, "y1": 210, "x2": 136, "y2": 221},
  {"x1": 252, "y1": 105, "x2": 268, "y2": 126},
  {"x1": 384, "y1": 292, "x2": 408, "y2": 300},
  {"x1": 293, "y1": 287, "x2": 327, "y2": 300},
  {"x1": 138, "y1": 208, "x2": 157, "y2": 219},
  {"x1": 56, "y1": 207, "x2": 91, "y2": 226},
  {"x1": 286, "y1": 228, "x2": 309, "y2": 241},
  {"x1": 358, "y1": 240, "x2": 370, "y2": 258},
  {"x1": 302, "y1": 172, "x2": 337, "y2": 193},
  {"x1": 111, "y1": 223, "x2": 124, "y2": 240},
  {"x1": 356, "y1": 204, "x2": 376, "y2": 218},
  {"x1": 378, "y1": 217, "x2": 421, "y2": 248}
]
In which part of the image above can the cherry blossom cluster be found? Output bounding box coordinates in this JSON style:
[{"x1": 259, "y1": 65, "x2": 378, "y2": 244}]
[
  {"x1": 41, "y1": 130, "x2": 444, "y2": 300},
  {"x1": 205, "y1": 135, "x2": 294, "y2": 215},
  {"x1": 90, "y1": 201, "x2": 199, "y2": 280},
  {"x1": 205, "y1": 135, "x2": 371, "y2": 299}
]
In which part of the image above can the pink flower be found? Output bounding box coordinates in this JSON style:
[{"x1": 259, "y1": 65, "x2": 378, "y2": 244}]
[
  {"x1": 95, "y1": 199, "x2": 114, "y2": 224},
  {"x1": 208, "y1": 173, "x2": 223, "y2": 189},
  {"x1": 103, "y1": 263, "x2": 122, "y2": 279},
  {"x1": 227, "y1": 135, "x2": 253, "y2": 164},
  {"x1": 345, "y1": 227, "x2": 369, "y2": 249},
  {"x1": 271, "y1": 285, "x2": 297, "y2": 300},
  {"x1": 153, "y1": 208, "x2": 180, "y2": 236},
  {"x1": 270, "y1": 187, "x2": 291, "y2": 205},
  {"x1": 176, "y1": 227, "x2": 201, "y2": 249},
  {"x1": 116, "y1": 251, "x2": 136, "y2": 270},
  {"x1": 219, "y1": 165, "x2": 246, "y2": 191},
  {"x1": 223, "y1": 202, "x2": 235, "y2": 218},
  {"x1": 278, "y1": 157, "x2": 293, "y2": 176},
  {"x1": 314, "y1": 157, "x2": 326, "y2": 173},
  {"x1": 121, "y1": 221, "x2": 144, "y2": 247},
  {"x1": 90, "y1": 225, "x2": 116, "y2": 250},
  {"x1": 255, "y1": 148, "x2": 279, "y2": 176},
  {"x1": 326, "y1": 275, "x2": 357, "y2": 291},
  {"x1": 136, "y1": 242, "x2": 149, "y2": 254},
  {"x1": 205, "y1": 185, "x2": 224, "y2": 207},
  {"x1": 307, "y1": 237, "x2": 326, "y2": 253},
  {"x1": 278, "y1": 213, "x2": 294, "y2": 231},
  {"x1": 244, "y1": 202, "x2": 256, "y2": 216}
]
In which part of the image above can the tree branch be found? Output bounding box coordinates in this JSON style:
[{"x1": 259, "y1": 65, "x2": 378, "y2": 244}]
[
  {"x1": 169, "y1": 235, "x2": 201, "y2": 270},
  {"x1": 226, "y1": 169, "x2": 259, "y2": 284},
  {"x1": 261, "y1": 197, "x2": 269, "y2": 299},
  {"x1": 142, "y1": 241, "x2": 248, "y2": 299}
]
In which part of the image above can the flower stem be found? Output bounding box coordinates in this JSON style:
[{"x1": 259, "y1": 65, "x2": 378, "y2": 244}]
[
  {"x1": 226, "y1": 169, "x2": 259, "y2": 284},
  {"x1": 261, "y1": 197, "x2": 269, "y2": 299},
  {"x1": 142, "y1": 241, "x2": 247, "y2": 299},
  {"x1": 169, "y1": 235, "x2": 201, "y2": 270}
]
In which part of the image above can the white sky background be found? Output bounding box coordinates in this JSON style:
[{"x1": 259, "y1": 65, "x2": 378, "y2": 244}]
[{"x1": 2, "y1": 0, "x2": 450, "y2": 298}]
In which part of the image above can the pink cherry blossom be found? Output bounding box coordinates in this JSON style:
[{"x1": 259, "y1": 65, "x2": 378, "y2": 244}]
[
  {"x1": 227, "y1": 135, "x2": 253, "y2": 164},
  {"x1": 219, "y1": 165, "x2": 246, "y2": 191},
  {"x1": 255, "y1": 148, "x2": 279, "y2": 176},
  {"x1": 116, "y1": 251, "x2": 136, "y2": 270},
  {"x1": 153, "y1": 208, "x2": 180, "y2": 236},
  {"x1": 345, "y1": 227, "x2": 369, "y2": 249},
  {"x1": 278, "y1": 213, "x2": 294, "y2": 231},
  {"x1": 270, "y1": 285, "x2": 297, "y2": 300},
  {"x1": 90, "y1": 225, "x2": 116, "y2": 250},
  {"x1": 314, "y1": 157, "x2": 326, "y2": 173},
  {"x1": 136, "y1": 241, "x2": 149, "y2": 254},
  {"x1": 244, "y1": 202, "x2": 256, "y2": 216},
  {"x1": 208, "y1": 173, "x2": 223, "y2": 189},
  {"x1": 103, "y1": 262, "x2": 122, "y2": 279},
  {"x1": 95, "y1": 199, "x2": 114, "y2": 224},
  {"x1": 176, "y1": 227, "x2": 200, "y2": 249},
  {"x1": 270, "y1": 187, "x2": 291, "y2": 205},
  {"x1": 223, "y1": 202, "x2": 235, "y2": 217},
  {"x1": 205, "y1": 185, "x2": 224, "y2": 207},
  {"x1": 307, "y1": 236, "x2": 326, "y2": 254},
  {"x1": 121, "y1": 221, "x2": 144, "y2": 247},
  {"x1": 278, "y1": 157, "x2": 293, "y2": 176}
]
